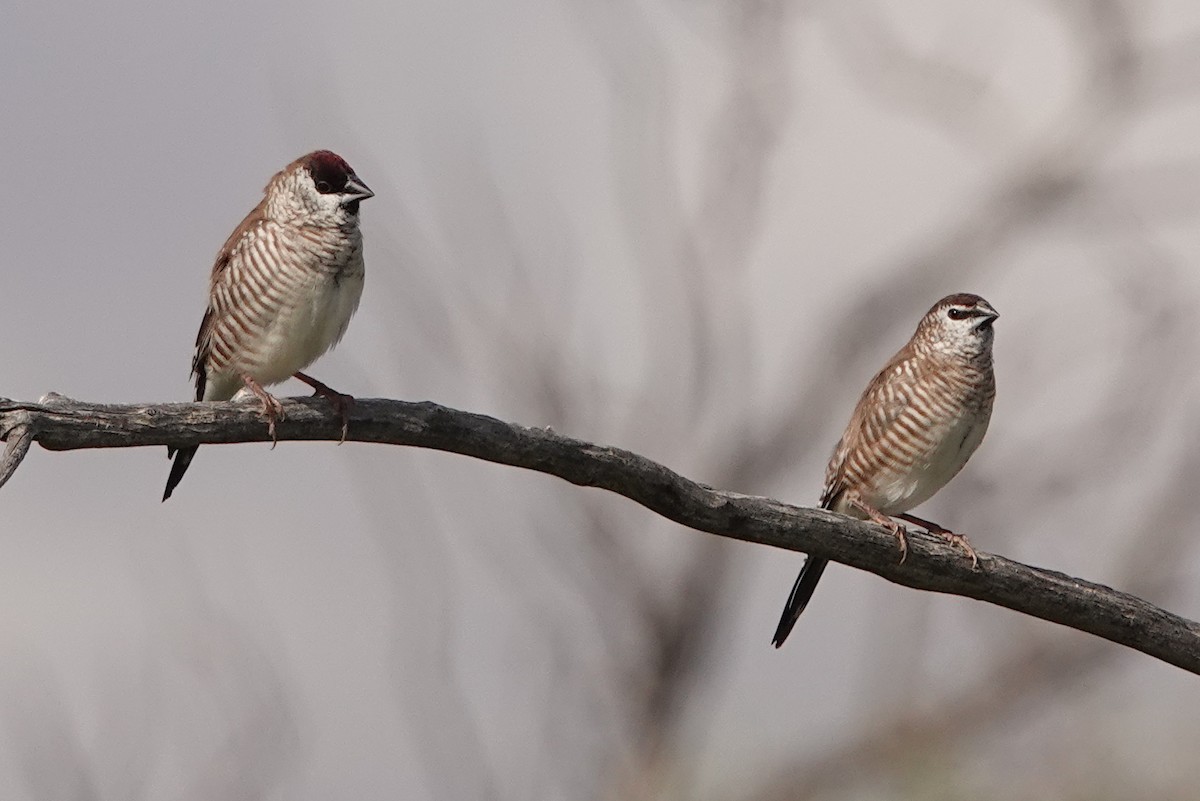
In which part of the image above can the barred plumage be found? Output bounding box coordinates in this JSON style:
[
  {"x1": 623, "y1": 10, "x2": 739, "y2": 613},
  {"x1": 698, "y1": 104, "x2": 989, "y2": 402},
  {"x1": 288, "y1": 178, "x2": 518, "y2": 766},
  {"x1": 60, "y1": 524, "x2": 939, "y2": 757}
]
[
  {"x1": 772, "y1": 293, "x2": 998, "y2": 647},
  {"x1": 163, "y1": 150, "x2": 373, "y2": 500}
]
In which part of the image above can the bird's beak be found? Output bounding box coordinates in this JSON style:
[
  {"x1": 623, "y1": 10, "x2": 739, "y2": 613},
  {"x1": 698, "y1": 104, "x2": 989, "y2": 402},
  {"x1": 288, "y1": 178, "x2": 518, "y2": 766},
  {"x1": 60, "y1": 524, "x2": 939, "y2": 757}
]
[
  {"x1": 976, "y1": 302, "x2": 999, "y2": 328},
  {"x1": 343, "y1": 175, "x2": 374, "y2": 201}
]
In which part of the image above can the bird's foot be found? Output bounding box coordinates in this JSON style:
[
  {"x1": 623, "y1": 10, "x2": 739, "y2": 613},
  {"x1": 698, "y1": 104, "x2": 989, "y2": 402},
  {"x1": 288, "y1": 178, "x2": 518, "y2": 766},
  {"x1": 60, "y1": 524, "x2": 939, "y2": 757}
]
[
  {"x1": 941, "y1": 530, "x2": 979, "y2": 570},
  {"x1": 852, "y1": 498, "x2": 909, "y2": 564},
  {"x1": 896, "y1": 513, "x2": 979, "y2": 570},
  {"x1": 293, "y1": 372, "x2": 354, "y2": 443},
  {"x1": 241, "y1": 374, "x2": 286, "y2": 449}
]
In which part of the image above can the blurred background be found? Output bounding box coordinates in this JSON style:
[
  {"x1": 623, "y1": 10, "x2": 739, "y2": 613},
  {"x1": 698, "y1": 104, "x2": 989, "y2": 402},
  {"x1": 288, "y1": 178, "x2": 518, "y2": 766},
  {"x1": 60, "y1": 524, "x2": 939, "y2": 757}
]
[{"x1": 3, "y1": 1, "x2": 1200, "y2": 799}]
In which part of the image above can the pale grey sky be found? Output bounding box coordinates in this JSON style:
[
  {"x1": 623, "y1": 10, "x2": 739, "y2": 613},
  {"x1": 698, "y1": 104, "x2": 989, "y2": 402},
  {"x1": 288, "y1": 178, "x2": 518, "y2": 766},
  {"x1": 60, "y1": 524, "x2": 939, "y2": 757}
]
[{"x1": 3, "y1": 2, "x2": 1200, "y2": 799}]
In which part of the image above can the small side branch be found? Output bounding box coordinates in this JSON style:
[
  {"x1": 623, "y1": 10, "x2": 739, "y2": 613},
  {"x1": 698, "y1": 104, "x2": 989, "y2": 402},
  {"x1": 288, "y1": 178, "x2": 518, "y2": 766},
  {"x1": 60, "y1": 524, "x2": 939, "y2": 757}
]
[
  {"x1": 2, "y1": 394, "x2": 1198, "y2": 674},
  {"x1": 0, "y1": 421, "x2": 33, "y2": 491}
]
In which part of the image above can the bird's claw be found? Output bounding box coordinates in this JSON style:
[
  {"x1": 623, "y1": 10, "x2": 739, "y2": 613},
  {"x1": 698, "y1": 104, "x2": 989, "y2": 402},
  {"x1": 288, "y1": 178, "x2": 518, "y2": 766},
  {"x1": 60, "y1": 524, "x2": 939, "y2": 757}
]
[
  {"x1": 292, "y1": 372, "x2": 354, "y2": 443},
  {"x1": 938, "y1": 529, "x2": 979, "y2": 570},
  {"x1": 261, "y1": 393, "x2": 285, "y2": 449},
  {"x1": 852, "y1": 497, "x2": 910, "y2": 565},
  {"x1": 892, "y1": 523, "x2": 909, "y2": 564},
  {"x1": 241, "y1": 374, "x2": 285, "y2": 449},
  {"x1": 320, "y1": 392, "x2": 353, "y2": 444},
  {"x1": 898, "y1": 514, "x2": 980, "y2": 570}
]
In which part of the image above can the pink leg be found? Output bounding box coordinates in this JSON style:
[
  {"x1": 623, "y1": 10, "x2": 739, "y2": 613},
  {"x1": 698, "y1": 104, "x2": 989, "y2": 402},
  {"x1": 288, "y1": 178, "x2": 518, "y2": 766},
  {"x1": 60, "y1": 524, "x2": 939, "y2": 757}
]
[
  {"x1": 896, "y1": 512, "x2": 979, "y2": 570},
  {"x1": 293, "y1": 371, "x2": 354, "y2": 443},
  {"x1": 848, "y1": 496, "x2": 909, "y2": 564},
  {"x1": 240, "y1": 373, "x2": 285, "y2": 448}
]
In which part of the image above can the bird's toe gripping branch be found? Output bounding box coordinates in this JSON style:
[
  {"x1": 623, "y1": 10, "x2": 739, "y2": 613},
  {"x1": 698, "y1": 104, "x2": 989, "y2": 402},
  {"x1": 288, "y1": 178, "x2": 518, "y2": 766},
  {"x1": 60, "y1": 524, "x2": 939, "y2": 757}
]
[
  {"x1": 896, "y1": 512, "x2": 980, "y2": 570},
  {"x1": 239, "y1": 374, "x2": 287, "y2": 447},
  {"x1": 293, "y1": 372, "x2": 354, "y2": 443},
  {"x1": 849, "y1": 497, "x2": 910, "y2": 564}
]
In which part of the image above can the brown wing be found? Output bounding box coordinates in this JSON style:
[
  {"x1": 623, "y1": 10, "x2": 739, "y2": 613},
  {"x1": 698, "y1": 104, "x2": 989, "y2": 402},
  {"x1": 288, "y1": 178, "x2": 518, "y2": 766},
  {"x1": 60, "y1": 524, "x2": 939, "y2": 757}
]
[
  {"x1": 189, "y1": 196, "x2": 269, "y2": 401},
  {"x1": 818, "y1": 345, "x2": 916, "y2": 510}
]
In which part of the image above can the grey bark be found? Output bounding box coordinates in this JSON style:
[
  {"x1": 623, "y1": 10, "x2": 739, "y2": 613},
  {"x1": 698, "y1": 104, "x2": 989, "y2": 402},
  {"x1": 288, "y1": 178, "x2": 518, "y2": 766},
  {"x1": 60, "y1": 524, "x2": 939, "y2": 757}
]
[{"x1": 2, "y1": 393, "x2": 1198, "y2": 675}]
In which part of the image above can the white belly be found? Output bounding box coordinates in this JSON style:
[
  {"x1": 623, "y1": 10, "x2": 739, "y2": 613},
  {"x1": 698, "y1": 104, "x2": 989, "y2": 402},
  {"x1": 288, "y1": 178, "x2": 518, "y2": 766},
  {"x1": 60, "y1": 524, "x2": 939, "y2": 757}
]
[
  {"x1": 250, "y1": 271, "x2": 364, "y2": 385},
  {"x1": 869, "y1": 412, "x2": 988, "y2": 514},
  {"x1": 202, "y1": 270, "x2": 364, "y2": 401}
]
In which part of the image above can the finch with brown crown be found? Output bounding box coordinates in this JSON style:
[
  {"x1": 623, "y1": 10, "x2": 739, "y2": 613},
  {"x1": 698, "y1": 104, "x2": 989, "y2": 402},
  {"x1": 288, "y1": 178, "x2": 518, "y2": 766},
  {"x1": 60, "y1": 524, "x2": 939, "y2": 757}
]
[
  {"x1": 772, "y1": 293, "x2": 998, "y2": 647},
  {"x1": 163, "y1": 150, "x2": 374, "y2": 501}
]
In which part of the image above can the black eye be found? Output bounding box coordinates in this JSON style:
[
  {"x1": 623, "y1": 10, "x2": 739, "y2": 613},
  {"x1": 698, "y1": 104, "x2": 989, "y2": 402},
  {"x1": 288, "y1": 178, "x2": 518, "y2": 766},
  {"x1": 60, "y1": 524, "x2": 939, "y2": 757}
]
[
  {"x1": 947, "y1": 307, "x2": 969, "y2": 320},
  {"x1": 316, "y1": 180, "x2": 333, "y2": 193}
]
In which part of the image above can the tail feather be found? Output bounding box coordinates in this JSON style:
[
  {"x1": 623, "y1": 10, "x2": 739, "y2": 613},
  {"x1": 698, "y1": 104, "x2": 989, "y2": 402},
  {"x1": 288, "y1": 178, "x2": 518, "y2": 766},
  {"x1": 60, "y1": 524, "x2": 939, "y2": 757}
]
[
  {"x1": 162, "y1": 445, "x2": 199, "y2": 501},
  {"x1": 771, "y1": 556, "x2": 828, "y2": 648}
]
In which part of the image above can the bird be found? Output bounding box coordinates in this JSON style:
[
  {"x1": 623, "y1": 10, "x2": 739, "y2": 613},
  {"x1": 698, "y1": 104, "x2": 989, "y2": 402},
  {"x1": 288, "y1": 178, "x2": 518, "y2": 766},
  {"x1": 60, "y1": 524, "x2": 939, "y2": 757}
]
[
  {"x1": 771, "y1": 292, "x2": 998, "y2": 648},
  {"x1": 162, "y1": 150, "x2": 374, "y2": 501}
]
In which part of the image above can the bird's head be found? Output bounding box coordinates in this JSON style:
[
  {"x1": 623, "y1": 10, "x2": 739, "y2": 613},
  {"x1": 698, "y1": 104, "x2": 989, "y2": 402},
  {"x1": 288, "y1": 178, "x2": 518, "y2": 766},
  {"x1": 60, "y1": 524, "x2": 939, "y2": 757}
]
[
  {"x1": 265, "y1": 150, "x2": 374, "y2": 228},
  {"x1": 918, "y1": 293, "x2": 999, "y2": 359}
]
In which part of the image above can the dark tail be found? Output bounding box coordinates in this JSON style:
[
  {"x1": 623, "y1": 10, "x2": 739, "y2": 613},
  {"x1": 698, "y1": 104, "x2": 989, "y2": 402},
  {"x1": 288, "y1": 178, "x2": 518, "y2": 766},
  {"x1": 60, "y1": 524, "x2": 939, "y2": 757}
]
[
  {"x1": 771, "y1": 556, "x2": 828, "y2": 648},
  {"x1": 162, "y1": 445, "x2": 198, "y2": 501}
]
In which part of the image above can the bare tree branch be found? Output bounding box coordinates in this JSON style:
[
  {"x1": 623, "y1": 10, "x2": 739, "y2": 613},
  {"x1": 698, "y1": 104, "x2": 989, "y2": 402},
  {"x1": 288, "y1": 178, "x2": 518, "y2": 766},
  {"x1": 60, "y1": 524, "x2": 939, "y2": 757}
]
[{"x1": 2, "y1": 393, "x2": 1199, "y2": 676}]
